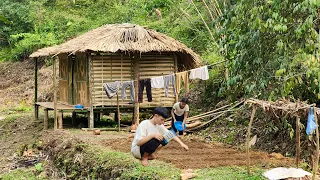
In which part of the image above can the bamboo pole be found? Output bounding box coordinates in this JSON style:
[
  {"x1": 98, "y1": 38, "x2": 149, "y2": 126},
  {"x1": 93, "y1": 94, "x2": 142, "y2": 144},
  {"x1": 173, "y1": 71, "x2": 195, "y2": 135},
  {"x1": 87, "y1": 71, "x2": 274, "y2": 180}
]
[
  {"x1": 174, "y1": 54, "x2": 178, "y2": 102},
  {"x1": 246, "y1": 105, "x2": 257, "y2": 175},
  {"x1": 190, "y1": 0, "x2": 215, "y2": 41},
  {"x1": 313, "y1": 106, "x2": 319, "y2": 180},
  {"x1": 34, "y1": 58, "x2": 39, "y2": 122},
  {"x1": 44, "y1": 109, "x2": 48, "y2": 130},
  {"x1": 58, "y1": 111, "x2": 63, "y2": 129},
  {"x1": 117, "y1": 92, "x2": 120, "y2": 132},
  {"x1": 88, "y1": 53, "x2": 94, "y2": 128},
  {"x1": 53, "y1": 58, "x2": 57, "y2": 130},
  {"x1": 201, "y1": 0, "x2": 215, "y2": 22},
  {"x1": 133, "y1": 56, "x2": 140, "y2": 125},
  {"x1": 296, "y1": 116, "x2": 301, "y2": 167}
]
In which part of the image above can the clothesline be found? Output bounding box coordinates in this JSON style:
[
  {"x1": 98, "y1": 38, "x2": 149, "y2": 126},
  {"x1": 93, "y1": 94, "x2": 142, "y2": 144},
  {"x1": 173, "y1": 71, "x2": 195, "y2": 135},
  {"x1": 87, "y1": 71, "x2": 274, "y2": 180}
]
[
  {"x1": 103, "y1": 64, "x2": 210, "y2": 102},
  {"x1": 111, "y1": 63, "x2": 215, "y2": 83}
]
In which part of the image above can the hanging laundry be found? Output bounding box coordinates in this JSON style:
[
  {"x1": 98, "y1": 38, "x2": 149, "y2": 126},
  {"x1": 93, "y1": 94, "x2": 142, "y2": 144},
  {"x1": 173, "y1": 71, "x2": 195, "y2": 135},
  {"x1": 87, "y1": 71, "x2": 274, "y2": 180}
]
[
  {"x1": 138, "y1": 79, "x2": 152, "y2": 103},
  {"x1": 151, "y1": 76, "x2": 164, "y2": 88},
  {"x1": 189, "y1": 66, "x2": 209, "y2": 80},
  {"x1": 121, "y1": 80, "x2": 135, "y2": 102},
  {"x1": 175, "y1": 71, "x2": 189, "y2": 95},
  {"x1": 103, "y1": 81, "x2": 121, "y2": 99},
  {"x1": 164, "y1": 74, "x2": 176, "y2": 97},
  {"x1": 306, "y1": 107, "x2": 317, "y2": 135}
]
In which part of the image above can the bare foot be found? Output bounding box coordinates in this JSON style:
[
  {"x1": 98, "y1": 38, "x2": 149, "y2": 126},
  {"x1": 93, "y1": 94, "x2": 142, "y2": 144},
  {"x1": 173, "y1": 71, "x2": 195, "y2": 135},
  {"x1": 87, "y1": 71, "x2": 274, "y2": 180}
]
[
  {"x1": 148, "y1": 154, "x2": 156, "y2": 160},
  {"x1": 141, "y1": 158, "x2": 149, "y2": 166}
]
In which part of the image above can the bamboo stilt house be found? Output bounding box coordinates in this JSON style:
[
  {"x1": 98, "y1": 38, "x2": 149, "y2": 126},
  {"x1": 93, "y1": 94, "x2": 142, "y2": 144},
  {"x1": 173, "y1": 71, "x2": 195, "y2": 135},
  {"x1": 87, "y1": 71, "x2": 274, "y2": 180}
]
[{"x1": 30, "y1": 23, "x2": 201, "y2": 128}]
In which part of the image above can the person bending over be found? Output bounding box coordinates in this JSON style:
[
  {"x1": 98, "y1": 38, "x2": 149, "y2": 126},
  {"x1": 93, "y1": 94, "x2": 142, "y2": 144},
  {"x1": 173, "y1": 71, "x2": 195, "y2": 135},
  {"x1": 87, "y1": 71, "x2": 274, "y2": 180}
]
[
  {"x1": 131, "y1": 107, "x2": 189, "y2": 166},
  {"x1": 171, "y1": 97, "x2": 189, "y2": 136}
]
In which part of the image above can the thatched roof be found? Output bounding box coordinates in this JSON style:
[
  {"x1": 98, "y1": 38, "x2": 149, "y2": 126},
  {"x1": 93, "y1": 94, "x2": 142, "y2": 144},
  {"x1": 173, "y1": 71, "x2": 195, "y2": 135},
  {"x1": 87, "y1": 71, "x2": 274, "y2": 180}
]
[{"x1": 30, "y1": 23, "x2": 201, "y2": 69}]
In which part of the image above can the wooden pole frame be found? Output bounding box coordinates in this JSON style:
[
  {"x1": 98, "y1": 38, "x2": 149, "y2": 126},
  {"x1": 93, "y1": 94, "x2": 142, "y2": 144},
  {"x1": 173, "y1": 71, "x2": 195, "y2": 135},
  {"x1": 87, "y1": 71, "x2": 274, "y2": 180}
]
[
  {"x1": 117, "y1": 92, "x2": 121, "y2": 132},
  {"x1": 34, "y1": 58, "x2": 39, "y2": 122},
  {"x1": 246, "y1": 105, "x2": 257, "y2": 175},
  {"x1": 296, "y1": 116, "x2": 301, "y2": 167},
  {"x1": 53, "y1": 57, "x2": 58, "y2": 130},
  {"x1": 312, "y1": 106, "x2": 319, "y2": 180},
  {"x1": 88, "y1": 53, "x2": 94, "y2": 128},
  {"x1": 133, "y1": 55, "x2": 140, "y2": 125},
  {"x1": 173, "y1": 54, "x2": 178, "y2": 102}
]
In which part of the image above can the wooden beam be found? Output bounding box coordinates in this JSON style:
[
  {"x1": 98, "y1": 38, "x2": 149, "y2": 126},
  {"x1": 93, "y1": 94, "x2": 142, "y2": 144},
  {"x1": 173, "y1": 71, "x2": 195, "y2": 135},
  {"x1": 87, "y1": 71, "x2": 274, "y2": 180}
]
[
  {"x1": 88, "y1": 53, "x2": 94, "y2": 128},
  {"x1": 313, "y1": 106, "x2": 319, "y2": 180},
  {"x1": 44, "y1": 108, "x2": 48, "y2": 130},
  {"x1": 296, "y1": 116, "x2": 301, "y2": 167},
  {"x1": 133, "y1": 56, "x2": 139, "y2": 125},
  {"x1": 34, "y1": 58, "x2": 39, "y2": 122},
  {"x1": 246, "y1": 105, "x2": 257, "y2": 175},
  {"x1": 53, "y1": 58, "x2": 58, "y2": 130}
]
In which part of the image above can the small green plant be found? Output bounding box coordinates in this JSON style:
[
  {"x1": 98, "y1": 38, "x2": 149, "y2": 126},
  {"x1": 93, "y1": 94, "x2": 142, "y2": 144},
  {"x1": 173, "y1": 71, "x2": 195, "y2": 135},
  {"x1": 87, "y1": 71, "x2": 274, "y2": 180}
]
[
  {"x1": 15, "y1": 101, "x2": 32, "y2": 112},
  {"x1": 35, "y1": 163, "x2": 44, "y2": 172}
]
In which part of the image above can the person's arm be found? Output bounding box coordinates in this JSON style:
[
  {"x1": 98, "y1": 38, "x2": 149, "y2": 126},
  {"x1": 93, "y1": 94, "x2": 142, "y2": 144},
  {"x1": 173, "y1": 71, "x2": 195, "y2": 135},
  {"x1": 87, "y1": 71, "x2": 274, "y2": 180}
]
[
  {"x1": 171, "y1": 108, "x2": 176, "y2": 122},
  {"x1": 137, "y1": 133, "x2": 163, "y2": 146},
  {"x1": 183, "y1": 111, "x2": 188, "y2": 125},
  {"x1": 173, "y1": 136, "x2": 189, "y2": 150}
]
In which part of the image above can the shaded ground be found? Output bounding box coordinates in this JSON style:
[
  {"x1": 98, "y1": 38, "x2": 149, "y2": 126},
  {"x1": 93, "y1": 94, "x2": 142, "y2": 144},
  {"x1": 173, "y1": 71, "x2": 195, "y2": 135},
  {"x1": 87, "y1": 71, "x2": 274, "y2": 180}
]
[{"x1": 66, "y1": 130, "x2": 295, "y2": 169}]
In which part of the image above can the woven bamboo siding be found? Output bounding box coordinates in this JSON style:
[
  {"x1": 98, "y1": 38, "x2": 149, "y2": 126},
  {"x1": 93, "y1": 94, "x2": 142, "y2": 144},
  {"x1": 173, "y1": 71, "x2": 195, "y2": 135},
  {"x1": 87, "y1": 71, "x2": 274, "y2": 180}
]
[
  {"x1": 58, "y1": 54, "x2": 69, "y2": 104},
  {"x1": 139, "y1": 54, "x2": 176, "y2": 107},
  {"x1": 91, "y1": 53, "x2": 176, "y2": 107},
  {"x1": 92, "y1": 54, "x2": 133, "y2": 106},
  {"x1": 74, "y1": 53, "x2": 89, "y2": 106}
]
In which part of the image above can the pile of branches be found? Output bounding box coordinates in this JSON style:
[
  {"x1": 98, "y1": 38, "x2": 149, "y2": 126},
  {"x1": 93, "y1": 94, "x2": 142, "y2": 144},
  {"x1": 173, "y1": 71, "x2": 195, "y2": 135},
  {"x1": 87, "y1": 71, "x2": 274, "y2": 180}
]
[{"x1": 245, "y1": 98, "x2": 314, "y2": 118}]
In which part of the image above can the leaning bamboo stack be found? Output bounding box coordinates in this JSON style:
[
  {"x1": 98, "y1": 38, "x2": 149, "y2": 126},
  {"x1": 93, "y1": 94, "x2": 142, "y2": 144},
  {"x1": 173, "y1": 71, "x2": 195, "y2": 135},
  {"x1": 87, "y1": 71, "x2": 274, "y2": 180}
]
[{"x1": 163, "y1": 100, "x2": 244, "y2": 131}]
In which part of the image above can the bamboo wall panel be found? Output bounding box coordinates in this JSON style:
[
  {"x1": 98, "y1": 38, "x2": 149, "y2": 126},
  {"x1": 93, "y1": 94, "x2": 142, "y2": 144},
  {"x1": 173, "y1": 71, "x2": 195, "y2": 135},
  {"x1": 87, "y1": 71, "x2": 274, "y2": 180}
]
[
  {"x1": 74, "y1": 53, "x2": 89, "y2": 106},
  {"x1": 139, "y1": 55, "x2": 176, "y2": 107},
  {"x1": 91, "y1": 53, "x2": 177, "y2": 107},
  {"x1": 92, "y1": 54, "x2": 133, "y2": 106},
  {"x1": 58, "y1": 53, "x2": 69, "y2": 104},
  {"x1": 59, "y1": 80, "x2": 68, "y2": 103}
]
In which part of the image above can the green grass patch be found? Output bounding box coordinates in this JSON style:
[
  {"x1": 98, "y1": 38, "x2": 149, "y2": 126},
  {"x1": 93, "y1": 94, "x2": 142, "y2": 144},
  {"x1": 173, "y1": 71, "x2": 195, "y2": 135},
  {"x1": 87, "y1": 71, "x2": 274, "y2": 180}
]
[
  {"x1": 49, "y1": 137, "x2": 180, "y2": 179},
  {"x1": 194, "y1": 166, "x2": 266, "y2": 180},
  {"x1": 0, "y1": 168, "x2": 47, "y2": 180}
]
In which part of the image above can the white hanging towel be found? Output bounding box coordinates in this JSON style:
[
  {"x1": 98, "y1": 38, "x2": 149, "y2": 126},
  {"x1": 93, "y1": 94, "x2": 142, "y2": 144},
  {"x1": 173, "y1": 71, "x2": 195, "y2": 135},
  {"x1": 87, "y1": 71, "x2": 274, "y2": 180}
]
[
  {"x1": 189, "y1": 66, "x2": 209, "y2": 80},
  {"x1": 151, "y1": 76, "x2": 165, "y2": 88}
]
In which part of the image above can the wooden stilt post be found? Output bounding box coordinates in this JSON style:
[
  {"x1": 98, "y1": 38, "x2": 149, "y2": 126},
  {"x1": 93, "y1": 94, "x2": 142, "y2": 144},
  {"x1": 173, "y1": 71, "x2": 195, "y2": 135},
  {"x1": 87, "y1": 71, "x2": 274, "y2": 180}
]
[
  {"x1": 34, "y1": 58, "x2": 39, "y2": 122},
  {"x1": 88, "y1": 53, "x2": 94, "y2": 128},
  {"x1": 58, "y1": 111, "x2": 63, "y2": 129},
  {"x1": 296, "y1": 116, "x2": 301, "y2": 167},
  {"x1": 72, "y1": 111, "x2": 76, "y2": 126},
  {"x1": 44, "y1": 108, "x2": 48, "y2": 130},
  {"x1": 53, "y1": 58, "x2": 58, "y2": 130},
  {"x1": 174, "y1": 54, "x2": 178, "y2": 102},
  {"x1": 117, "y1": 93, "x2": 120, "y2": 132},
  {"x1": 246, "y1": 105, "x2": 257, "y2": 175},
  {"x1": 313, "y1": 106, "x2": 319, "y2": 180},
  {"x1": 133, "y1": 56, "x2": 139, "y2": 125}
]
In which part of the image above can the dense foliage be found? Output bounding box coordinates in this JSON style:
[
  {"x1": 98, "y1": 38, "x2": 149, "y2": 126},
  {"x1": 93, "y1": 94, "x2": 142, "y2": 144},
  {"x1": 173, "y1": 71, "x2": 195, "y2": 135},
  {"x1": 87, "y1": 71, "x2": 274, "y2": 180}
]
[
  {"x1": 1, "y1": 0, "x2": 320, "y2": 103},
  {"x1": 216, "y1": 0, "x2": 320, "y2": 103}
]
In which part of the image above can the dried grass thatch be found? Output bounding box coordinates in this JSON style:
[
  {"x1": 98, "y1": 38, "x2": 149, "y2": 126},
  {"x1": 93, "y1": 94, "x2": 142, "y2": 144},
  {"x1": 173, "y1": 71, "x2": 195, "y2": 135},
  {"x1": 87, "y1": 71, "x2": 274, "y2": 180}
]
[
  {"x1": 245, "y1": 98, "x2": 315, "y2": 118},
  {"x1": 30, "y1": 23, "x2": 201, "y2": 69}
]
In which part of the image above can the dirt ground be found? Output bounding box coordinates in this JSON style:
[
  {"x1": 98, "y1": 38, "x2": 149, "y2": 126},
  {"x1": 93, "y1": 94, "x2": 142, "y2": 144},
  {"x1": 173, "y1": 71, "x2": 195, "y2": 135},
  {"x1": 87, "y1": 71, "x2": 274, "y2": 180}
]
[
  {"x1": 66, "y1": 130, "x2": 294, "y2": 169},
  {"x1": 0, "y1": 59, "x2": 53, "y2": 108}
]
